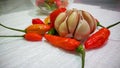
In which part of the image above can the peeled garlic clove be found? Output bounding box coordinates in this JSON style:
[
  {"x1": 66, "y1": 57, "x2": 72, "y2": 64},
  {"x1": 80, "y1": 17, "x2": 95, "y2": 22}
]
[
  {"x1": 74, "y1": 19, "x2": 90, "y2": 40},
  {"x1": 55, "y1": 12, "x2": 67, "y2": 31},
  {"x1": 82, "y1": 10, "x2": 95, "y2": 33},
  {"x1": 67, "y1": 11, "x2": 79, "y2": 35},
  {"x1": 58, "y1": 19, "x2": 68, "y2": 37}
]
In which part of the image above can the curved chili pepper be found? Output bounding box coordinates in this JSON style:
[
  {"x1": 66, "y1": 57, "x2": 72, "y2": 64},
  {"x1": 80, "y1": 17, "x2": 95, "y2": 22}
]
[
  {"x1": 0, "y1": 33, "x2": 42, "y2": 41},
  {"x1": 0, "y1": 23, "x2": 51, "y2": 35},
  {"x1": 84, "y1": 28, "x2": 110, "y2": 49},
  {"x1": 25, "y1": 24, "x2": 51, "y2": 35},
  {"x1": 44, "y1": 34, "x2": 80, "y2": 50},
  {"x1": 24, "y1": 33, "x2": 42, "y2": 41},
  {"x1": 50, "y1": 8, "x2": 66, "y2": 27},
  {"x1": 44, "y1": 34, "x2": 85, "y2": 68},
  {"x1": 84, "y1": 21, "x2": 120, "y2": 50}
]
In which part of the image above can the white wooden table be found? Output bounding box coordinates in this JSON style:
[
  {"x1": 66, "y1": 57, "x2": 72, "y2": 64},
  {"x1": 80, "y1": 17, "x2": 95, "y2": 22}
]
[{"x1": 0, "y1": 3, "x2": 120, "y2": 68}]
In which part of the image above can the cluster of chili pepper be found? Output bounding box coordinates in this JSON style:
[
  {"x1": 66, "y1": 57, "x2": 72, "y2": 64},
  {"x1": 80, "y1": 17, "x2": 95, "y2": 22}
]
[
  {"x1": 45, "y1": 21, "x2": 120, "y2": 68},
  {"x1": 0, "y1": 18, "x2": 51, "y2": 41},
  {"x1": 0, "y1": 8, "x2": 120, "y2": 68}
]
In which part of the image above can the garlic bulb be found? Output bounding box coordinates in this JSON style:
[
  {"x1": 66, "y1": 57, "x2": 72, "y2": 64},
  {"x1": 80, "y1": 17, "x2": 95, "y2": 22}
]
[{"x1": 54, "y1": 9, "x2": 97, "y2": 40}]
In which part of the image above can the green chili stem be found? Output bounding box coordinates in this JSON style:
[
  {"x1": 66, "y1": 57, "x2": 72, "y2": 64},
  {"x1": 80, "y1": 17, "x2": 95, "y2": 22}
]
[
  {"x1": 97, "y1": 21, "x2": 120, "y2": 29},
  {"x1": 76, "y1": 45, "x2": 85, "y2": 68},
  {"x1": 0, "y1": 23, "x2": 25, "y2": 33},
  {"x1": 97, "y1": 22, "x2": 105, "y2": 28},
  {"x1": 107, "y1": 21, "x2": 120, "y2": 29},
  {"x1": 48, "y1": 28, "x2": 58, "y2": 35},
  {"x1": 0, "y1": 35, "x2": 24, "y2": 37}
]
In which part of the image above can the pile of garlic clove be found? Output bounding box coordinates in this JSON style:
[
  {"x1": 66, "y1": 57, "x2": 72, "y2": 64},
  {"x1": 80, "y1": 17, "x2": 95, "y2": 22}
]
[{"x1": 54, "y1": 8, "x2": 97, "y2": 40}]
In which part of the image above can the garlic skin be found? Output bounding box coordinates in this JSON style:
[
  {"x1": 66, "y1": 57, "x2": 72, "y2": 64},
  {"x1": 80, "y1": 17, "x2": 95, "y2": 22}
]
[
  {"x1": 74, "y1": 19, "x2": 90, "y2": 40},
  {"x1": 54, "y1": 9, "x2": 97, "y2": 40},
  {"x1": 67, "y1": 10, "x2": 79, "y2": 36},
  {"x1": 55, "y1": 12, "x2": 67, "y2": 30},
  {"x1": 82, "y1": 10, "x2": 97, "y2": 33}
]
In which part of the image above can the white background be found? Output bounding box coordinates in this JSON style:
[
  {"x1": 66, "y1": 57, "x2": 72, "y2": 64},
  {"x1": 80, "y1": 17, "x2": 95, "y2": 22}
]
[{"x1": 0, "y1": 0, "x2": 120, "y2": 68}]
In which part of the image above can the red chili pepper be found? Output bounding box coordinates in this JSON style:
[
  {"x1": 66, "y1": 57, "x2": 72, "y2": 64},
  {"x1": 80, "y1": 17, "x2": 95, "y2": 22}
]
[
  {"x1": 84, "y1": 28, "x2": 110, "y2": 49},
  {"x1": 84, "y1": 21, "x2": 120, "y2": 50},
  {"x1": 44, "y1": 34, "x2": 85, "y2": 68},
  {"x1": 32, "y1": 18, "x2": 44, "y2": 24},
  {"x1": 0, "y1": 33, "x2": 42, "y2": 41},
  {"x1": 44, "y1": 34, "x2": 80, "y2": 51},
  {"x1": 50, "y1": 8, "x2": 66, "y2": 27},
  {"x1": 24, "y1": 33, "x2": 42, "y2": 41}
]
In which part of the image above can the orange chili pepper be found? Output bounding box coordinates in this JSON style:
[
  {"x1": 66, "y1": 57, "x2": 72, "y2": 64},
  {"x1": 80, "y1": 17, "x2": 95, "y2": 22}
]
[
  {"x1": 24, "y1": 33, "x2": 42, "y2": 41},
  {"x1": 0, "y1": 33, "x2": 42, "y2": 41},
  {"x1": 0, "y1": 23, "x2": 51, "y2": 35},
  {"x1": 25, "y1": 24, "x2": 51, "y2": 35}
]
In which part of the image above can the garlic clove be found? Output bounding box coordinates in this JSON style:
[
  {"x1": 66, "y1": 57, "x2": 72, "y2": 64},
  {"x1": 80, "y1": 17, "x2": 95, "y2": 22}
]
[
  {"x1": 67, "y1": 10, "x2": 79, "y2": 35},
  {"x1": 66, "y1": 9, "x2": 73, "y2": 16},
  {"x1": 55, "y1": 12, "x2": 67, "y2": 31},
  {"x1": 82, "y1": 10, "x2": 95, "y2": 33},
  {"x1": 58, "y1": 19, "x2": 68, "y2": 37},
  {"x1": 74, "y1": 19, "x2": 90, "y2": 40}
]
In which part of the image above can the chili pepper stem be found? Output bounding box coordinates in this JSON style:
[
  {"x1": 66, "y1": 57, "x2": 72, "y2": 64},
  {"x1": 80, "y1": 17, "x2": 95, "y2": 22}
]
[
  {"x1": 107, "y1": 21, "x2": 120, "y2": 29},
  {"x1": 97, "y1": 22, "x2": 105, "y2": 28},
  {"x1": 97, "y1": 21, "x2": 120, "y2": 29},
  {"x1": 47, "y1": 28, "x2": 58, "y2": 35},
  {"x1": 0, "y1": 35, "x2": 24, "y2": 37},
  {"x1": 0, "y1": 23, "x2": 25, "y2": 33},
  {"x1": 76, "y1": 45, "x2": 85, "y2": 68}
]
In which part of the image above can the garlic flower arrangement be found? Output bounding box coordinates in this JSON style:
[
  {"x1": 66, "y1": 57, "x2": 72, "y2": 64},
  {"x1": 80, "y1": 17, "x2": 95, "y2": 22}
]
[{"x1": 54, "y1": 9, "x2": 97, "y2": 40}]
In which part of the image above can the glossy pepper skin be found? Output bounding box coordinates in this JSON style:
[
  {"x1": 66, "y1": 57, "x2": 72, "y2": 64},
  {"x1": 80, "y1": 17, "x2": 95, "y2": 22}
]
[
  {"x1": 25, "y1": 24, "x2": 51, "y2": 35},
  {"x1": 50, "y1": 8, "x2": 66, "y2": 27},
  {"x1": 32, "y1": 18, "x2": 44, "y2": 24},
  {"x1": 24, "y1": 33, "x2": 42, "y2": 41},
  {"x1": 44, "y1": 34, "x2": 80, "y2": 51},
  {"x1": 0, "y1": 33, "x2": 43, "y2": 41},
  {"x1": 44, "y1": 34, "x2": 85, "y2": 68},
  {"x1": 0, "y1": 23, "x2": 51, "y2": 35},
  {"x1": 84, "y1": 28, "x2": 110, "y2": 50}
]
